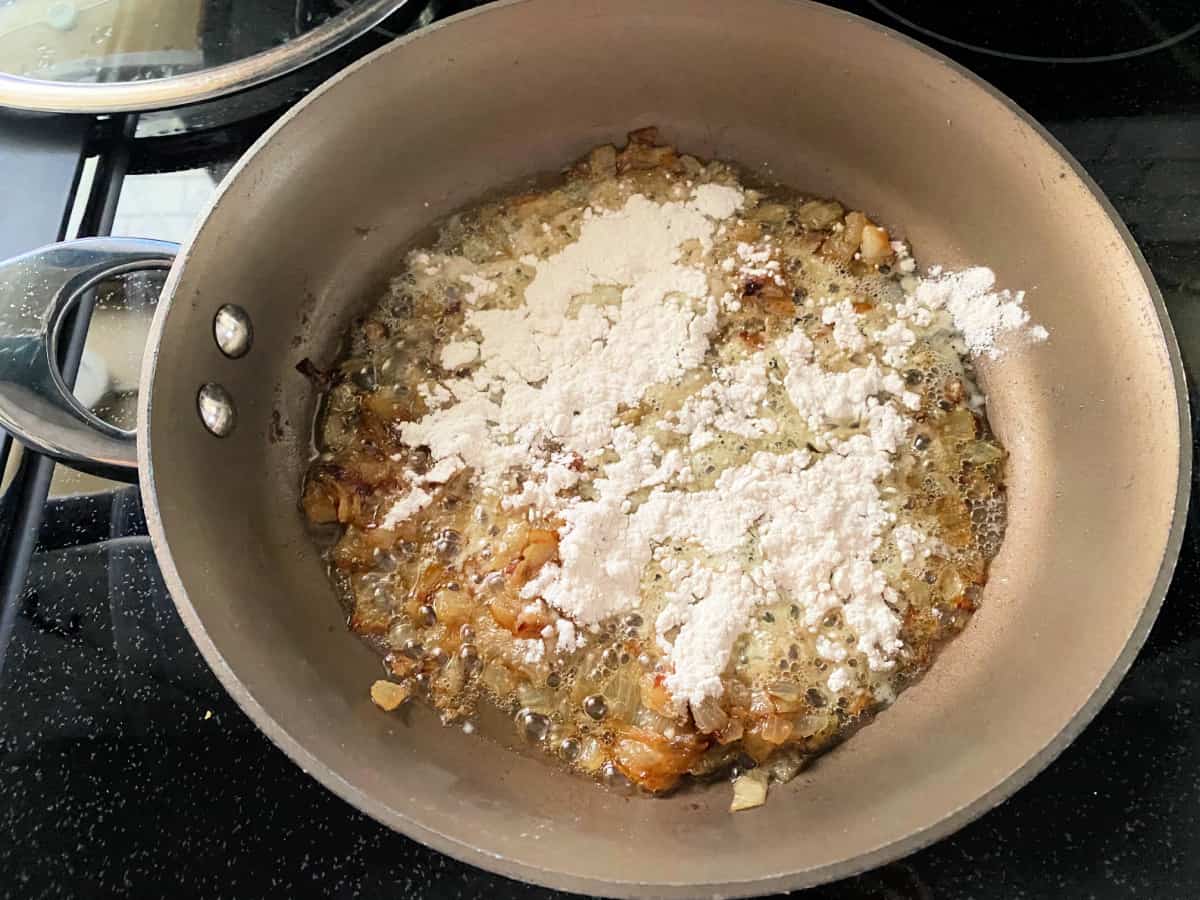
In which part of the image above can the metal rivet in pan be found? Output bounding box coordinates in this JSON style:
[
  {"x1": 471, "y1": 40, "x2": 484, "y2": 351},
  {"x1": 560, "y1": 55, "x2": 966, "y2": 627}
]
[
  {"x1": 213, "y1": 304, "x2": 253, "y2": 358},
  {"x1": 197, "y1": 383, "x2": 236, "y2": 437}
]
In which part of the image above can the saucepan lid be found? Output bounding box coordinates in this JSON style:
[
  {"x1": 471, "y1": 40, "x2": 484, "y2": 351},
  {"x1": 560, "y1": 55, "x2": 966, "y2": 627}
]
[{"x1": 0, "y1": 0, "x2": 408, "y2": 114}]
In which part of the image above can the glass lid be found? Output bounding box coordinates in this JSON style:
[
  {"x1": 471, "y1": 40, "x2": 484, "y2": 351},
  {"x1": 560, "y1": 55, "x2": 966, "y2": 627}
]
[
  {"x1": 0, "y1": 0, "x2": 408, "y2": 113},
  {"x1": 866, "y1": 0, "x2": 1200, "y2": 63}
]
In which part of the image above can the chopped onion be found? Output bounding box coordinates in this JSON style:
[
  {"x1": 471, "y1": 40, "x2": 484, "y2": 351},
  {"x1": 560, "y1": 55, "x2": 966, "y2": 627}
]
[
  {"x1": 765, "y1": 680, "x2": 804, "y2": 713},
  {"x1": 943, "y1": 408, "x2": 977, "y2": 442},
  {"x1": 432, "y1": 587, "x2": 473, "y2": 626},
  {"x1": 438, "y1": 657, "x2": 465, "y2": 695},
  {"x1": 370, "y1": 680, "x2": 411, "y2": 712},
  {"x1": 639, "y1": 672, "x2": 678, "y2": 718},
  {"x1": 689, "y1": 744, "x2": 738, "y2": 777},
  {"x1": 480, "y1": 662, "x2": 515, "y2": 697},
  {"x1": 794, "y1": 198, "x2": 844, "y2": 229},
  {"x1": 690, "y1": 695, "x2": 729, "y2": 734},
  {"x1": 576, "y1": 736, "x2": 606, "y2": 774},
  {"x1": 937, "y1": 566, "x2": 965, "y2": 602},
  {"x1": 730, "y1": 769, "x2": 769, "y2": 812},
  {"x1": 603, "y1": 666, "x2": 640, "y2": 720},
  {"x1": 757, "y1": 715, "x2": 794, "y2": 745},
  {"x1": 716, "y1": 718, "x2": 744, "y2": 745},
  {"x1": 859, "y1": 223, "x2": 892, "y2": 264},
  {"x1": 965, "y1": 440, "x2": 1004, "y2": 466},
  {"x1": 766, "y1": 749, "x2": 806, "y2": 784},
  {"x1": 755, "y1": 203, "x2": 791, "y2": 224},
  {"x1": 793, "y1": 714, "x2": 831, "y2": 738},
  {"x1": 517, "y1": 682, "x2": 556, "y2": 715},
  {"x1": 749, "y1": 689, "x2": 775, "y2": 716},
  {"x1": 634, "y1": 707, "x2": 676, "y2": 734}
]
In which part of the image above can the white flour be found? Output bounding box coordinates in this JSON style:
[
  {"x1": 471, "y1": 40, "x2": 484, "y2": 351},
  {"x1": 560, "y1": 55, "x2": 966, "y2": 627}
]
[
  {"x1": 380, "y1": 488, "x2": 432, "y2": 529},
  {"x1": 401, "y1": 189, "x2": 743, "y2": 485},
  {"x1": 873, "y1": 320, "x2": 917, "y2": 368},
  {"x1": 908, "y1": 266, "x2": 1047, "y2": 358},
  {"x1": 379, "y1": 455, "x2": 464, "y2": 527},
  {"x1": 827, "y1": 666, "x2": 853, "y2": 693},
  {"x1": 391, "y1": 186, "x2": 1044, "y2": 708},
  {"x1": 663, "y1": 351, "x2": 777, "y2": 451},
  {"x1": 822, "y1": 299, "x2": 868, "y2": 354},
  {"x1": 459, "y1": 273, "x2": 497, "y2": 306},
  {"x1": 530, "y1": 347, "x2": 911, "y2": 705},
  {"x1": 440, "y1": 340, "x2": 479, "y2": 370},
  {"x1": 779, "y1": 330, "x2": 917, "y2": 428}
]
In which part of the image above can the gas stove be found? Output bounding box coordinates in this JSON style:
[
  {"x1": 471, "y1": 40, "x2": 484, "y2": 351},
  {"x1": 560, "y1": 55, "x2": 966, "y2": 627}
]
[{"x1": 1, "y1": 2, "x2": 1198, "y2": 897}]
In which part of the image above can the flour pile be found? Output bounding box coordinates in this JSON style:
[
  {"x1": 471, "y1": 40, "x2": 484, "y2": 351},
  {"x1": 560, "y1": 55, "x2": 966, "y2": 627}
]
[{"x1": 381, "y1": 184, "x2": 1043, "y2": 712}]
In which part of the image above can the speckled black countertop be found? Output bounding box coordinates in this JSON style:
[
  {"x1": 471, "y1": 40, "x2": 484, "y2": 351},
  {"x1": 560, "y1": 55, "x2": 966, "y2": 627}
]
[{"x1": 2, "y1": 2, "x2": 1199, "y2": 898}]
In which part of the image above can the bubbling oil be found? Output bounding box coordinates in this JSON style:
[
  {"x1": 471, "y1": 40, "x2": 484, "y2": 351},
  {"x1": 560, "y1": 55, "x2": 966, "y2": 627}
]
[{"x1": 301, "y1": 134, "x2": 1008, "y2": 796}]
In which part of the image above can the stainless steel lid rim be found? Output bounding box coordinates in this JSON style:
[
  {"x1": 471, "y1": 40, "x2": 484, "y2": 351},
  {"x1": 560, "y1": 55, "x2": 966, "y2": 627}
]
[{"x1": 0, "y1": 0, "x2": 410, "y2": 114}]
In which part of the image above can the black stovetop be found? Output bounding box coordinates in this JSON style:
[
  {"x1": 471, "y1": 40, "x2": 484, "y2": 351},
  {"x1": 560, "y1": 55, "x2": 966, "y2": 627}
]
[{"x1": 2, "y1": 2, "x2": 1199, "y2": 898}]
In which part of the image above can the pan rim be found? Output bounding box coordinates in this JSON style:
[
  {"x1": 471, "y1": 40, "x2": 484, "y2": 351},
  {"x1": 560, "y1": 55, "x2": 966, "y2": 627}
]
[{"x1": 137, "y1": 0, "x2": 1192, "y2": 895}]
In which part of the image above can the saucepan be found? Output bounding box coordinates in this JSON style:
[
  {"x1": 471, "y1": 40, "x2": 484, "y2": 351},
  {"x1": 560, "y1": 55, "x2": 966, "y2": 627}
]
[{"x1": 0, "y1": 0, "x2": 1187, "y2": 895}]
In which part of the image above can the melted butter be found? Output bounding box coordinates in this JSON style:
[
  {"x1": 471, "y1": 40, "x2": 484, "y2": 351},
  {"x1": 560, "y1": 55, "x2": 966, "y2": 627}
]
[{"x1": 302, "y1": 138, "x2": 1007, "y2": 794}]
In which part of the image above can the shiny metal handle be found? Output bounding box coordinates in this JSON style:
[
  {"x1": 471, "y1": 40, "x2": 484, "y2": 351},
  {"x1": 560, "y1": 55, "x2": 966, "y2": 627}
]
[{"x1": 0, "y1": 237, "x2": 178, "y2": 482}]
